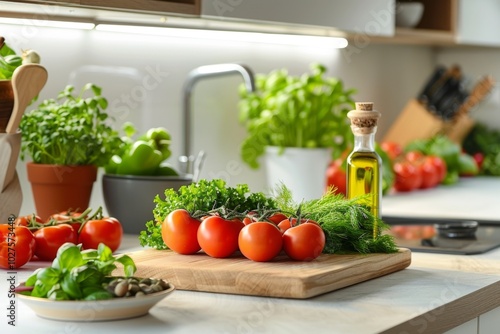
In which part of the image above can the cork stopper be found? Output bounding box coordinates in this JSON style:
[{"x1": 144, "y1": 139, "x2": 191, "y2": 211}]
[{"x1": 347, "y1": 102, "x2": 381, "y2": 134}]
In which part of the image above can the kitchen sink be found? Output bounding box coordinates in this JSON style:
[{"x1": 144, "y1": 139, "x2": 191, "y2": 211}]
[{"x1": 383, "y1": 216, "x2": 500, "y2": 255}]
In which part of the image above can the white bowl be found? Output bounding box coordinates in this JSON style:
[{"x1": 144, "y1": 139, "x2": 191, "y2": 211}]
[
  {"x1": 396, "y1": 2, "x2": 424, "y2": 28},
  {"x1": 17, "y1": 282, "x2": 175, "y2": 321}
]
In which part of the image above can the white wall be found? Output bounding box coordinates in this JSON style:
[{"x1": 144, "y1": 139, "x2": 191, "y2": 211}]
[{"x1": 0, "y1": 24, "x2": 434, "y2": 214}]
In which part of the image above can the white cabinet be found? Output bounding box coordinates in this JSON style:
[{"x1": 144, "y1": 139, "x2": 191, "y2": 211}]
[
  {"x1": 457, "y1": 0, "x2": 500, "y2": 46},
  {"x1": 445, "y1": 318, "x2": 478, "y2": 334},
  {"x1": 201, "y1": 0, "x2": 395, "y2": 36},
  {"x1": 478, "y1": 306, "x2": 500, "y2": 334}
]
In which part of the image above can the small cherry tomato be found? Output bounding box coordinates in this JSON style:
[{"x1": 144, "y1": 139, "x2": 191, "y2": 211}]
[
  {"x1": 381, "y1": 141, "x2": 403, "y2": 161},
  {"x1": 278, "y1": 218, "x2": 318, "y2": 233},
  {"x1": 34, "y1": 224, "x2": 78, "y2": 261},
  {"x1": 197, "y1": 216, "x2": 244, "y2": 258},
  {"x1": 0, "y1": 225, "x2": 35, "y2": 269},
  {"x1": 49, "y1": 211, "x2": 86, "y2": 234},
  {"x1": 426, "y1": 155, "x2": 447, "y2": 183},
  {"x1": 238, "y1": 221, "x2": 283, "y2": 262},
  {"x1": 325, "y1": 159, "x2": 347, "y2": 196},
  {"x1": 267, "y1": 213, "x2": 288, "y2": 225},
  {"x1": 13, "y1": 214, "x2": 43, "y2": 229},
  {"x1": 283, "y1": 223, "x2": 325, "y2": 261},
  {"x1": 418, "y1": 158, "x2": 439, "y2": 189},
  {"x1": 78, "y1": 217, "x2": 123, "y2": 252},
  {"x1": 162, "y1": 209, "x2": 201, "y2": 255},
  {"x1": 405, "y1": 151, "x2": 424, "y2": 163},
  {"x1": 393, "y1": 160, "x2": 422, "y2": 192}
]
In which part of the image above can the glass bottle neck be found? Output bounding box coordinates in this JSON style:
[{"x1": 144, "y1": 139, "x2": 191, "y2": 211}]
[{"x1": 353, "y1": 132, "x2": 376, "y2": 152}]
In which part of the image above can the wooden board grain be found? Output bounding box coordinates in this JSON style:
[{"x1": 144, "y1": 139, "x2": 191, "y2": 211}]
[{"x1": 124, "y1": 248, "x2": 411, "y2": 299}]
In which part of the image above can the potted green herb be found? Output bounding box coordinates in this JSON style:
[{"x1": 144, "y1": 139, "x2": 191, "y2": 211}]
[
  {"x1": 238, "y1": 64, "x2": 356, "y2": 201},
  {"x1": 19, "y1": 83, "x2": 123, "y2": 220}
]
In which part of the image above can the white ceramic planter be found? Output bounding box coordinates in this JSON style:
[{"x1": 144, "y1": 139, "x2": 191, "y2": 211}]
[{"x1": 264, "y1": 146, "x2": 331, "y2": 203}]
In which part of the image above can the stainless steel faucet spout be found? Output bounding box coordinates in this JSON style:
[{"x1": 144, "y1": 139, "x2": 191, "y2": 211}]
[{"x1": 181, "y1": 63, "x2": 255, "y2": 160}]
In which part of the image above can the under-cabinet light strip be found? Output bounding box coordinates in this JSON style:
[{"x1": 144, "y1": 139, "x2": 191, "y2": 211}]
[
  {"x1": 0, "y1": 17, "x2": 95, "y2": 30},
  {"x1": 95, "y1": 24, "x2": 348, "y2": 49}
]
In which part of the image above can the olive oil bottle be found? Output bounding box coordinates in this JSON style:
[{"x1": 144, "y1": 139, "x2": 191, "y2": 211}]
[{"x1": 347, "y1": 102, "x2": 382, "y2": 236}]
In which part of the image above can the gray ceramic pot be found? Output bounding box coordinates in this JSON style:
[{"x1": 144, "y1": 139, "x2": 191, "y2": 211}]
[{"x1": 102, "y1": 174, "x2": 192, "y2": 234}]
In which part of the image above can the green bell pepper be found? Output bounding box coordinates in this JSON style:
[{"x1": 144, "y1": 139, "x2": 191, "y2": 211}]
[
  {"x1": 140, "y1": 127, "x2": 172, "y2": 161},
  {"x1": 114, "y1": 140, "x2": 163, "y2": 176}
]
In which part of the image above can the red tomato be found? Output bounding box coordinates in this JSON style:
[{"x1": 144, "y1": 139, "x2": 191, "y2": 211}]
[
  {"x1": 197, "y1": 216, "x2": 244, "y2": 258},
  {"x1": 282, "y1": 223, "x2": 325, "y2": 261},
  {"x1": 473, "y1": 152, "x2": 484, "y2": 169},
  {"x1": 49, "y1": 211, "x2": 86, "y2": 234},
  {"x1": 267, "y1": 213, "x2": 288, "y2": 225},
  {"x1": 238, "y1": 221, "x2": 283, "y2": 262},
  {"x1": 162, "y1": 209, "x2": 201, "y2": 255},
  {"x1": 425, "y1": 155, "x2": 447, "y2": 183},
  {"x1": 78, "y1": 217, "x2": 123, "y2": 252},
  {"x1": 0, "y1": 225, "x2": 35, "y2": 269},
  {"x1": 278, "y1": 218, "x2": 318, "y2": 233},
  {"x1": 419, "y1": 158, "x2": 439, "y2": 189},
  {"x1": 405, "y1": 151, "x2": 424, "y2": 163},
  {"x1": 242, "y1": 217, "x2": 254, "y2": 226},
  {"x1": 381, "y1": 141, "x2": 403, "y2": 160},
  {"x1": 14, "y1": 214, "x2": 43, "y2": 229},
  {"x1": 34, "y1": 224, "x2": 78, "y2": 261},
  {"x1": 393, "y1": 160, "x2": 422, "y2": 192},
  {"x1": 325, "y1": 159, "x2": 346, "y2": 196}
]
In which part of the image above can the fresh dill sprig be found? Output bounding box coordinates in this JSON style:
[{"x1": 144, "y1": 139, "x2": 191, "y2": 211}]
[{"x1": 274, "y1": 187, "x2": 398, "y2": 254}]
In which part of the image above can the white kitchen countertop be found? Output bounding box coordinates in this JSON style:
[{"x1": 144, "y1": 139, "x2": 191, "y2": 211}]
[
  {"x1": 382, "y1": 176, "x2": 500, "y2": 221},
  {"x1": 2, "y1": 177, "x2": 500, "y2": 334}
]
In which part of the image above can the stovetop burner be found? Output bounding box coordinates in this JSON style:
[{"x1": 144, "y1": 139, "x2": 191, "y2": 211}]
[{"x1": 383, "y1": 216, "x2": 500, "y2": 255}]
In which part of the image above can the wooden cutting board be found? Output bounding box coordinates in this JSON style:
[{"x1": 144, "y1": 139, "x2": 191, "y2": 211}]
[{"x1": 124, "y1": 248, "x2": 411, "y2": 299}]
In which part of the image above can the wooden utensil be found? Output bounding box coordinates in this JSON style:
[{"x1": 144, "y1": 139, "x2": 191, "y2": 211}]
[
  {"x1": 0, "y1": 133, "x2": 22, "y2": 222},
  {"x1": 5, "y1": 64, "x2": 48, "y2": 134}
]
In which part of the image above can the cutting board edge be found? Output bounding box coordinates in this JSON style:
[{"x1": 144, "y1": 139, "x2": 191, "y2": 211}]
[{"x1": 125, "y1": 248, "x2": 412, "y2": 299}]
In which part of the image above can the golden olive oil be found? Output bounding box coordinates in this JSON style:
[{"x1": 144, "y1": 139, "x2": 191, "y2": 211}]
[
  {"x1": 347, "y1": 151, "x2": 382, "y2": 219},
  {"x1": 346, "y1": 102, "x2": 382, "y2": 239}
]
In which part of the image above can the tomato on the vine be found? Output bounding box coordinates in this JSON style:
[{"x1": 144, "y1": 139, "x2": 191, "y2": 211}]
[
  {"x1": 282, "y1": 222, "x2": 325, "y2": 261},
  {"x1": 278, "y1": 218, "x2": 318, "y2": 234},
  {"x1": 197, "y1": 216, "x2": 244, "y2": 258},
  {"x1": 425, "y1": 155, "x2": 447, "y2": 183},
  {"x1": 162, "y1": 209, "x2": 201, "y2": 255},
  {"x1": 0, "y1": 225, "x2": 35, "y2": 269},
  {"x1": 34, "y1": 224, "x2": 78, "y2": 261},
  {"x1": 49, "y1": 211, "x2": 86, "y2": 233},
  {"x1": 381, "y1": 141, "x2": 403, "y2": 161},
  {"x1": 393, "y1": 160, "x2": 422, "y2": 192},
  {"x1": 418, "y1": 158, "x2": 440, "y2": 189},
  {"x1": 13, "y1": 214, "x2": 44, "y2": 229},
  {"x1": 325, "y1": 159, "x2": 346, "y2": 196},
  {"x1": 78, "y1": 217, "x2": 123, "y2": 252},
  {"x1": 238, "y1": 221, "x2": 283, "y2": 262},
  {"x1": 267, "y1": 213, "x2": 288, "y2": 225}
]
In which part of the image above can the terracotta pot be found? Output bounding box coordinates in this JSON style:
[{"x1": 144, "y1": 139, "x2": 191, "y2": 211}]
[
  {"x1": 0, "y1": 80, "x2": 14, "y2": 132},
  {"x1": 26, "y1": 163, "x2": 98, "y2": 221}
]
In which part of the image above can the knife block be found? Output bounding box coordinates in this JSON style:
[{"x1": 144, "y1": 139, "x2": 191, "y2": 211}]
[
  {"x1": 382, "y1": 99, "x2": 475, "y2": 147},
  {"x1": 0, "y1": 132, "x2": 22, "y2": 222}
]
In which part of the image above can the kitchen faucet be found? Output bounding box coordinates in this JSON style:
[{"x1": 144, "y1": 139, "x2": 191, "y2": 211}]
[{"x1": 180, "y1": 63, "x2": 255, "y2": 174}]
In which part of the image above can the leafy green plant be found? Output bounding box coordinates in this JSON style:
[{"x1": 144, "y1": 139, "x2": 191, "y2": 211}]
[
  {"x1": 239, "y1": 63, "x2": 356, "y2": 169},
  {"x1": 23, "y1": 243, "x2": 136, "y2": 300},
  {"x1": 19, "y1": 84, "x2": 124, "y2": 166},
  {"x1": 139, "y1": 179, "x2": 278, "y2": 249}
]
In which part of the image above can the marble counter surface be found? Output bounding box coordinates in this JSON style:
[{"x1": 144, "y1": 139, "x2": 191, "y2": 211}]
[
  {"x1": 2, "y1": 234, "x2": 500, "y2": 334},
  {"x1": 2, "y1": 177, "x2": 500, "y2": 334}
]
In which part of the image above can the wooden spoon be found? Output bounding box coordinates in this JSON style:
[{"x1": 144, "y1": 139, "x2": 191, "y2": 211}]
[{"x1": 5, "y1": 64, "x2": 48, "y2": 134}]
